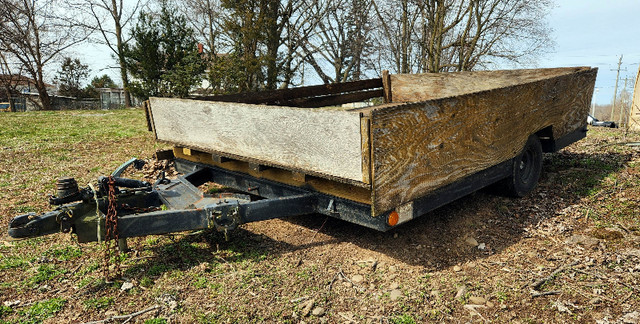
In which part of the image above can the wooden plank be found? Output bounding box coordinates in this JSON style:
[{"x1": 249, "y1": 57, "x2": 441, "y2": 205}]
[
  {"x1": 382, "y1": 70, "x2": 392, "y2": 103},
  {"x1": 211, "y1": 153, "x2": 231, "y2": 163},
  {"x1": 149, "y1": 98, "x2": 365, "y2": 182},
  {"x1": 194, "y1": 78, "x2": 383, "y2": 106},
  {"x1": 390, "y1": 67, "x2": 591, "y2": 103},
  {"x1": 370, "y1": 67, "x2": 597, "y2": 215},
  {"x1": 360, "y1": 115, "x2": 371, "y2": 184},
  {"x1": 173, "y1": 147, "x2": 372, "y2": 204},
  {"x1": 248, "y1": 163, "x2": 270, "y2": 172},
  {"x1": 281, "y1": 89, "x2": 384, "y2": 108}
]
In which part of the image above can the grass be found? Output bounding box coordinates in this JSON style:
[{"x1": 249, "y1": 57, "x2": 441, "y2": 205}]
[
  {"x1": 2, "y1": 110, "x2": 640, "y2": 322},
  {"x1": 18, "y1": 298, "x2": 66, "y2": 324}
]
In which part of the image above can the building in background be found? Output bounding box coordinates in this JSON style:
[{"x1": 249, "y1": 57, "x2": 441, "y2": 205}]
[{"x1": 98, "y1": 88, "x2": 139, "y2": 109}]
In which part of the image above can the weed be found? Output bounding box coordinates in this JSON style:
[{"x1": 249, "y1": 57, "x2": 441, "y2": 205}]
[
  {"x1": 391, "y1": 314, "x2": 417, "y2": 324},
  {"x1": 28, "y1": 264, "x2": 67, "y2": 286},
  {"x1": 44, "y1": 245, "x2": 82, "y2": 261},
  {"x1": 148, "y1": 263, "x2": 171, "y2": 276},
  {"x1": 0, "y1": 255, "x2": 30, "y2": 270},
  {"x1": 140, "y1": 276, "x2": 154, "y2": 288},
  {"x1": 19, "y1": 298, "x2": 66, "y2": 324},
  {"x1": 0, "y1": 305, "x2": 12, "y2": 318},
  {"x1": 144, "y1": 319, "x2": 167, "y2": 324}
]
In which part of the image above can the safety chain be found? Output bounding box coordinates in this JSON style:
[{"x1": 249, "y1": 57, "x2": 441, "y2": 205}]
[{"x1": 103, "y1": 176, "x2": 121, "y2": 279}]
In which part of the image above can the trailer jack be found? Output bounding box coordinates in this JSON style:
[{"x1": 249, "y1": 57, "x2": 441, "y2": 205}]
[{"x1": 8, "y1": 158, "x2": 318, "y2": 243}]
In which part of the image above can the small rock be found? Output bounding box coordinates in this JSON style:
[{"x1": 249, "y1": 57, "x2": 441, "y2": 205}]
[
  {"x1": 342, "y1": 281, "x2": 353, "y2": 288},
  {"x1": 351, "y1": 274, "x2": 364, "y2": 283},
  {"x1": 478, "y1": 243, "x2": 486, "y2": 250},
  {"x1": 104, "y1": 310, "x2": 119, "y2": 318},
  {"x1": 468, "y1": 296, "x2": 486, "y2": 305},
  {"x1": 301, "y1": 299, "x2": 315, "y2": 317},
  {"x1": 120, "y1": 282, "x2": 134, "y2": 291},
  {"x1": 389, "y1": 289, "x2": 403, "y2": 301},
  {"x1": 389, "y1": 282, "x2": 399, "y2": 290},
  {"x1": 393, "y1": 233, "x2": 398, "y2": 238},
  {"x1": 388, "y1": 265, "x2": 397, "y2": 272},
  {"x1": 311, "y1": 307, "x2": 325, "y2": 317},
  {"x1": 565, "y1": 234, "x2": 599, "y2": 248},
  {"x1": 454, "y1": 285, "x2": 467, "y2": 299},
  {"x1": 453, "y1": 265, "x2": 462, "y2": 272},
  {"x1": 3, "y1": 300, "x2": 20, "y2": 307},
  {"x1": 486, "y1": 301, "x2": 494, "y2": 308},
  {"x1": 621, "y1": 311, "x2": 640, "y2": 323},
  {"x1": 465, "y1": 237, "x2": 478, "y2": 247},
  {"x1": 590, "y1": 297, "x2": 602, "y2": 305}
]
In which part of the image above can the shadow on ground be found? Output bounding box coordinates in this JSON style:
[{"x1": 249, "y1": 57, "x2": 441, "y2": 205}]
[{"x1": 123, "y1": 149, "x2": 633, "y2": 279}]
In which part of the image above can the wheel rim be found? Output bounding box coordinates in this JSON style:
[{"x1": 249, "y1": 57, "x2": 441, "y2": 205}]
[{"x1": 519, "y1": 147, "x2": 535, "y2": 183}]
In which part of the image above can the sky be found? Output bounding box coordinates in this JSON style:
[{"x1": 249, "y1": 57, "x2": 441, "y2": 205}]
[
  {"x1": 76, "y1": 0, "x2": 640, "y2": 105},
  {"x1": 538, "y1": 0, "x2": 640, "y2": 105}
]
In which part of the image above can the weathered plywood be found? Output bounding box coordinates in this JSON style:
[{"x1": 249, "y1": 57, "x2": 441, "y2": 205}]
[
  {"x1": 149, "y1": 98, "x2": 365, "y2": 182},
  {"x1": 371, "y1": 67, "x2": 597, "y2": 215},
  {"x1": 390, "y1": 67, "x2": 590, "y2": 103}
]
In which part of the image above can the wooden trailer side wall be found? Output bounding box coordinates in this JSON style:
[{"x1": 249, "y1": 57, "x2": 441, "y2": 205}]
[
  {"x1": 389, "y1": 67, "x2": 590, "y2": 103},
  {"x1": 149, "y1": 98, "x2": 365, "y2": 183},
  {"x1": 370, "y1": 68, "x2": 597, "y2": 215}
]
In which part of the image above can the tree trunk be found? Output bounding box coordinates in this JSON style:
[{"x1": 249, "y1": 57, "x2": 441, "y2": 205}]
[
  {"x1": 35, "y1": 82, "x2": 51, "y2": 110},
  {"x1": 113, "y1": 0, "x2": 132, "y2": 107}
]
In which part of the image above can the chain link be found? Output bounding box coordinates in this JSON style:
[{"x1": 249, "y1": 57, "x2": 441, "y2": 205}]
[{"x1": 103, "y1": 176, "x2": 121, "y2": 279}]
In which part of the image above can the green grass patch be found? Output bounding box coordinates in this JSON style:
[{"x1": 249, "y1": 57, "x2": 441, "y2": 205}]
[
  {"x1": 0, "y1": 255, "x2": 30, "y2": 270},
  {"x1": 19, "y1": 298, "x2": 66, "y2": 324},
  {"x1": 28, "y1": 264, "x2": 67, "y2": 286},
  {"x1": 44, "y1": 245, "x2": 82, "y2": 261}
]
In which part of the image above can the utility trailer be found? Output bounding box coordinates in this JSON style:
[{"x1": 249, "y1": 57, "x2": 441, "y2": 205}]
[{"x1": 9, "y1": 67, "x2": 597, "y2": 242}]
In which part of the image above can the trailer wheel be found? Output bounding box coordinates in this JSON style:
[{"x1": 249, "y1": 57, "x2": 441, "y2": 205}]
[{"x1": 502, "y1": 134, "x2": 543, "y2": 197}]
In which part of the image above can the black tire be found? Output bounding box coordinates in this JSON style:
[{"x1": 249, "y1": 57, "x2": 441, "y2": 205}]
[{"x1": 502, "y1": 134, "x2": 543, "y2": 197}]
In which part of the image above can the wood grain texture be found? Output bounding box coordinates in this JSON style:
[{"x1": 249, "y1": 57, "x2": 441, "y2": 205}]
[
  {"x1": 390, "y1": 67, "x2": 591, "y2": 103},
  {"x1": 371, "y1": 67, "x2": 597, "y2": 215},
  {"x1": 150, "y1": 98, "x2": 365, "y2": 182},
  {"x1": 629, "y1": 66, "x2": 640, "y2": 131}
]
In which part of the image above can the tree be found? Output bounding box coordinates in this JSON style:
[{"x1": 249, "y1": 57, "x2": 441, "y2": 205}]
[
  {"x1": 372, "y1": 0, "x2": 554, "y2": 74},
  {"x1": 0, "y1": 0, "x2": 90, "y2": 110},
  {"x1": 302, "y1": 0, "x2": 375, "y2": 83},
  {"x1": 123, "y1": 2, "x2": 205, "y2": 99},
  {"x1": 0, "y1": 51, "x2": 24, "y2": 112},
  {"x1": 82, "y1": 74, "x2": 118, "y2": 98},
  {"x1": 80, "y1": 0, "x2": 143, "y2": 107},
  {"x1": 55, "y1": 57, "x2": 90, "y2": 98}
]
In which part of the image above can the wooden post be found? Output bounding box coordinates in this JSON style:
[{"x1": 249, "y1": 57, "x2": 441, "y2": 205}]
[{"x1": 382, "y1": 70, "x2": 392, "y2": 103}]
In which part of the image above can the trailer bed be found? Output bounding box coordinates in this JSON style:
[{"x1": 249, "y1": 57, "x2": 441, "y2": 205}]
[{"x1": 147, "y1": 67, "x2": 597, "y2": 218}]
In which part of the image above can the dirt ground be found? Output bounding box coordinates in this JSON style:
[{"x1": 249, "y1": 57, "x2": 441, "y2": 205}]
[{"x1": 1, "y1": 110, "x2": 640, "y2": 323}]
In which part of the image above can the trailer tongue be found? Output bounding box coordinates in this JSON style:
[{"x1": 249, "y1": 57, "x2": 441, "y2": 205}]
[
  {"x1": 8, "y1": 158, "x2": 328, "y2": 242},
  {"x1": 8, "y1": 67, "x2": 598, "y2": 243}
]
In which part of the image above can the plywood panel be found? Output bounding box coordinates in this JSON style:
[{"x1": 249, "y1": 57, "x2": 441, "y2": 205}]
[
  {"x1": 149, "y1": 98, "x2": 365, "y2": 182},
  {"x1": 371, "y1": 67, "x2": 597, "y2": 215},
  {"x1": 390, "y1": 67, "x2": 590, "y2": 103}
]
